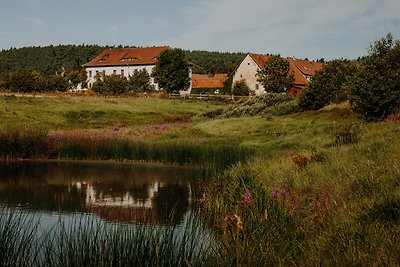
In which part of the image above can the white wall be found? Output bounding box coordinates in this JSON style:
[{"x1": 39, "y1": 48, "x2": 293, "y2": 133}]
[
  {"x1": 232, "y1": 54, "x2": 265, "y2": 95},
  {"x1": 86, "y1": 65, "x2": 158, "y2": 89},
  {"x1": 86, "y1": 65, "x2": 192, "y2": 94}
]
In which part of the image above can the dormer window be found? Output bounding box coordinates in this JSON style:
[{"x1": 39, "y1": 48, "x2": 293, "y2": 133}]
[
  {"x1": 120, "y1": 54, "x2": 140, "y2": 61},
  {"x1": 121, "y1": 57, "x2": 139, "y2": 61},
  {"x1": 99, "y1": 54, "x2": 110, "y2": 62}
]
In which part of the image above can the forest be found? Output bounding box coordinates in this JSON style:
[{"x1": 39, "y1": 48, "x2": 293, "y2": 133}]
[{"x1": 0, "y1": 45, "x2": 245, "y2": 76}]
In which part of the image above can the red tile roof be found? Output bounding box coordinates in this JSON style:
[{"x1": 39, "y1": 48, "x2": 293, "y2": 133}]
[
  {"x1": 248, "y1": 53, "x2": 324, "y2": 86},
  {"x1": 84, "y1": 46, "x2": 169, "y2": 67},
  {"x1": 192, "y1": 74, "x2": 228, "y2": 89}
]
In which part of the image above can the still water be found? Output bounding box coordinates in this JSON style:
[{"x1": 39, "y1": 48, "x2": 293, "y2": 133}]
[
  {"x1": 0, "y1": 161, "x2": 215, "y2": 264},
  {"x1": 0, "y1": 160, "x2": 206, "y2": 225}
]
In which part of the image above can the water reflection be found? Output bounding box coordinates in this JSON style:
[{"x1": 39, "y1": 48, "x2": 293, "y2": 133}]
[{"x1": 0, "y1": 160, "x2": 202, "y2": 225}]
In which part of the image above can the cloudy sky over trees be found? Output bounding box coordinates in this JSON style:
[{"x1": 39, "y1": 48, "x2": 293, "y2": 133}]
[{"x1": 1, "y1": 0, "x2": 399, "y2": 60}]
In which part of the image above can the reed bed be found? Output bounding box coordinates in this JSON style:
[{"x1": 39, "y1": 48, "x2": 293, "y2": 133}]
[
  {"x1": 0, "y1": 208, "x2": 216, "y2": 267},
  {"x1": 0, "y1": 128, "x2": 254, "y2": 168}
]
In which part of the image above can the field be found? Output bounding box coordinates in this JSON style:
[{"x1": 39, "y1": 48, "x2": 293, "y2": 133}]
[{"x1": 1, "y1": 94, "x2": 399, "y2": 265}]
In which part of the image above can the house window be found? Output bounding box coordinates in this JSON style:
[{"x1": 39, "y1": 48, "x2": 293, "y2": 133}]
[
  {"x1": 88, "y1": 71, "x2": 92, "y2": 77},
  {"x1": 102, "y1": 70, "x2": 106, "y2": 76},
  {"x1": 113, "y1": 70, "x2": 116, "y2": 75},
  {"x1": 255, "y1": 84, "x2": 259, "y2": 90},
  {"x1": 248, "y1": 63, "x2": 250, "y2": 65},
  {"x1": 240, "y1": 74, "x2": 243, "y2": 78},
  {"x1": 96, "y1": 70, "x2": 99, "y2": 76},
  {"x1": 121, "y1": 69, "x2": 124, "y2": 76}
]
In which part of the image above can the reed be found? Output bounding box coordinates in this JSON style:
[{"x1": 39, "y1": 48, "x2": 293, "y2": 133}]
[
  {"x1": 0, "y1": 208, "x2": 216, "y2": 266},
  {"x1": 0, "y1": 129, "x2": 254, "y2": 168}
]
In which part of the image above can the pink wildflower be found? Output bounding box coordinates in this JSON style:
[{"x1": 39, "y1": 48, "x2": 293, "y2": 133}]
[{"x1": 242, "y1": 188, "x2": 253, "y2": 205}]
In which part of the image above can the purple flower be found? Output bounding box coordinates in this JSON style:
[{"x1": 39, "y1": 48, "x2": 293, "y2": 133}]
[
  {"x1": 272, "y1": 186, "x2": 279, "y2": 200},
  {"x1": 242, "y1": 188, "x2": 253, "y2": 205},
  {"x1": 281, "y1": 189, "x2": 289, "y2": 199}
]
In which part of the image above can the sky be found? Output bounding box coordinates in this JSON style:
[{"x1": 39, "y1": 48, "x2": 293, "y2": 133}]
[{"x1": 1, "y1": 0, "x2": 400, "y2": 60}]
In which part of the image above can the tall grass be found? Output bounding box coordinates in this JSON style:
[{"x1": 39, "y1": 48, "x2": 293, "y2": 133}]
[
  {"x1": 199, "y1": 121, "x2": 400, "y2": 265},
  {"x1": 0, "y1": 208, "x2": 42, "y2": 267},
  {"x1": 0, "y1": 129, "x2": 254, "y2": 168},
  {"x1": 0, "y1": 208, "x2": 216, "y2": 266}
]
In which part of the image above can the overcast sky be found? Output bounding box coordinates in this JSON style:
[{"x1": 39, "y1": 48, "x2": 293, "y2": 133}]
[{"x1": 1, "y1": 0, "x2": 400, "y2": 60}]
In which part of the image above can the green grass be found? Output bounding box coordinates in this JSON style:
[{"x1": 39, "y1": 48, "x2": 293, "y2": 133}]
[
  {"x1": 1, "y1": 94, "x2": 400, "y2": 265},
  {"x1": 0, "y1": 95, "x2": 222, "y2": 130},
  {"x1": 199, "y1": 115, "x2": 400, "y2": 265}
]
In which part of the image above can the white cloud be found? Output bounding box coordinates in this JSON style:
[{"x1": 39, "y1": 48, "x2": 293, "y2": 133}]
[{"x1": 168, "y1": 0, "x2": 400, "y2": 59}]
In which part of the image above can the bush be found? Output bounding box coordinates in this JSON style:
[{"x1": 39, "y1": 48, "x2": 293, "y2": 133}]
[
  {"x1": 92, "y1": 75, "x2": 129, "y2": 94},
  {"x1": 128, "y1": 69, "x2": 155, "y2": 92},
  {"x1": 232, "y1": 79, "x2": 250, "y2": 96},
  {"x1": 333, "y1": 123, "x2": 362, "y2": 145},
  {"x1": 349, "y1": 33, "x2": 400, "y2": 121},
  {"x1": 299, "y1": 59, "x2": 355, "y2": 111}
]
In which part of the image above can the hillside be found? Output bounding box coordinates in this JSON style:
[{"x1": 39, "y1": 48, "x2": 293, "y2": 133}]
[{"x1": 0, "y1": 45, "x2": 246, "y2": 75}]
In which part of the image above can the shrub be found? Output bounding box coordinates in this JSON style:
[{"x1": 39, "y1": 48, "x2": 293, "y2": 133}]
[
  {"x1": 232, "y1": 79, "x2": 250, "y2": 96},
  {"x1": 128, "y1": 69, "x2": 155, "y2": 92},
  {"x1": 299, "y1": 59, "x2": 355, "y2": 111},
  {"x1": 349, "y1": 33, "x2": 400, "y2": 121},
  {"x1": 333, "y1": 123, "x2": 362, "y2": 145},
  {"x1": 92, "y1": 75, "x2": 129, "y2": 94}
]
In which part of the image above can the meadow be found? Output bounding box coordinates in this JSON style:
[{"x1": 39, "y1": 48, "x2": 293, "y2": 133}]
[{"x1": 0, "y1": 94, "x2": 399, "y2": 265}]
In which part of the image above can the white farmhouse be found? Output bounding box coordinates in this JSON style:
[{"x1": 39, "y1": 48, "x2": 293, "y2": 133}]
[
  {"x1": 233, "y1": 53, "x2": 324, "y2": 95},
  {"x1": 84, "y1": 46, "x2": 192, "y2": 94}
]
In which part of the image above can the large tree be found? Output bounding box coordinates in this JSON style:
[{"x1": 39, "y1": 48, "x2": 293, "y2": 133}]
[
  {"x1": 151, "y1": 48, "x2": 190, "y2": 93},
  {"x1": 256, "y1": 55, "x2": 294, "y2": 93},
  {"x1": 349, "y1": 33, "x2": 400, "y2": 121},
  {"x1": 299, "y1": 59, "x2": 355, "y2": 110},
  {"x1": 129, "y1": 69, "x2": 154, "y2": 92}
]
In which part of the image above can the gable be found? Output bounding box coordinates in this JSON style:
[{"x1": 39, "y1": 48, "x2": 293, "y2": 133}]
[{"x1": 245, "y1": 53, "x2": 324, "y2": 86}]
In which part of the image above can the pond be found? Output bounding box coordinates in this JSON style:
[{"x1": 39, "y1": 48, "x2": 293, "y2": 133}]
[{"x1": 0, "y1": 160, "x2": 215, "y2": 265}]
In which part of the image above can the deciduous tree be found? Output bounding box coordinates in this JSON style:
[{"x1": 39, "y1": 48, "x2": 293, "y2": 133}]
[
  {"x1": 129, "y1": 69, "x2": 155, "y2": 92},
  {"x1": 299, "y1": 59, "x2": 355, "y2": 110},
  {"x1": 151, "y1": 49, "x2": 190, "y2": 93},
  {"x1": 232, "y1": 79, "x2": 250, "y2": 96},
  {"x1": 256, "y1": 55, "x2": 294, "y2": 93},
  {"x1": 349, "y1": 33, "x2": 400, "y2": 121}
]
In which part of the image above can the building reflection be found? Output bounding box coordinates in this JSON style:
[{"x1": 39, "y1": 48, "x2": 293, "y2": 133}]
[
  {"x1": 0, "y1": 161, "x2": 195, "y2": 225},
  {"x1": 80, "y1": 181, "x2": 190, "y2": 224}
]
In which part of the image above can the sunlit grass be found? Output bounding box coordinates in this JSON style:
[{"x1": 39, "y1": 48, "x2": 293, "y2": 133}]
[{"x1": 0, "y1": 95, "x2": 223, "y2": 130}]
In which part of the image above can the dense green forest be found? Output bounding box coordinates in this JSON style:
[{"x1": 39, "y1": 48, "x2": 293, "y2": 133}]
[{"x1": 0, "y1": 45, "x2": 246, "y2": 76}]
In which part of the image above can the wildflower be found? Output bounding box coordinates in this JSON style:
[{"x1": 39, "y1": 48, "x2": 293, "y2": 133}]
[
  {"x1": 272, "y1": 185, "x2": 279, "y2": 200},
  {"x1": 242, "y1": 188, "x2": 253, "y2": 205},
  {"x1": 281, "y1": 189, "x2": 289, "y2": 199}
]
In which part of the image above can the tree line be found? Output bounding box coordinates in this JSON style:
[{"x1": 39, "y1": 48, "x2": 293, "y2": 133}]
[{"x1": 0, "y1": 44, "x2": 245, "y2": 93}]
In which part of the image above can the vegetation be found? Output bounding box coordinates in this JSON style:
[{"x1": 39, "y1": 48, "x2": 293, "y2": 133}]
[
  {"x1": 0, "y1": 45, "x2": 245, "y2": 94},
  {"x1": 0, "y1": 93, "x2": 399, "y2": 265},
  {"x1": 0, "y1": 208, "x2": 215, "y2": 266},
  {"x1": 185, "y1": 50, "x2": 245, "y2": 75},
  {"x1": 152, "y1": 48, "x2": 191, "y2": 93},
  {"x1": 299, "y1": 59, "x2": 356, "y2": 110},
  {"x1": 257, "y1": 55, "x2": 294, "y2": 93},
  {"x1": 231, "y1": 79, "x2": 251, "y2": 96},
  {"x1": 1, "y1": 34, "x2": 400, "y2": 265},
  {"x1": 200, "y1": 93, "x2": 300, "y2": 119},
  {"x1": 92, "y1": 75, "x2": 129, "y2": 95},
  {"x1": 129, "y1": 68, "x2": 155, "y2": 92},
  {"x1": 349, "y1": 33, "x2": 400, "y2": 121}
]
